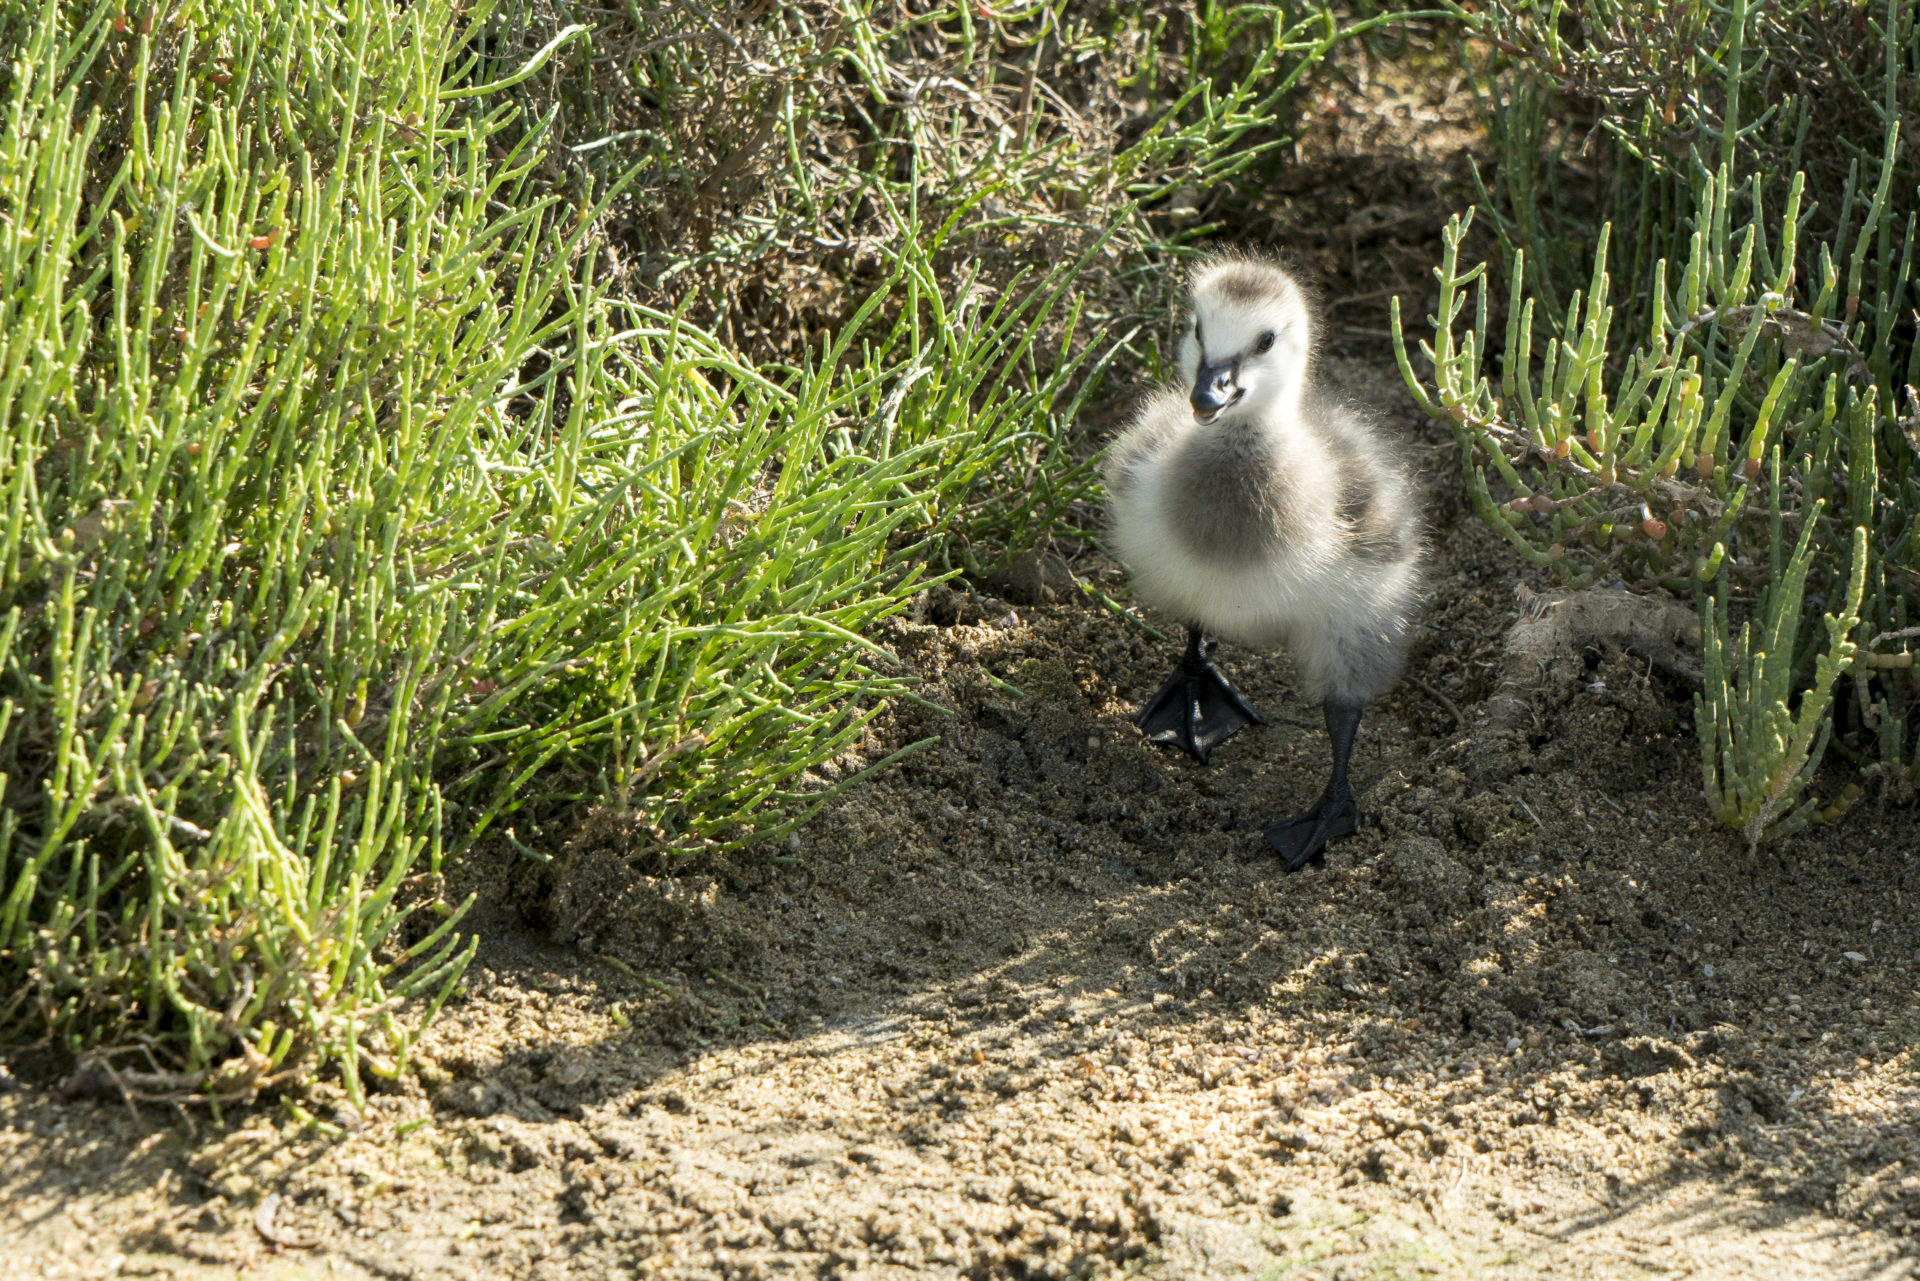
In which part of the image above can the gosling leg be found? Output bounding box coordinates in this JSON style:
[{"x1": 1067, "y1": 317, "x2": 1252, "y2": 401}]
[
  {"x1": 1133, "y1": 625, "x2": 1264, "y2": 765},
  {"x1": 1263, "y1": 699, "x2": 1364, "y2": 872}
]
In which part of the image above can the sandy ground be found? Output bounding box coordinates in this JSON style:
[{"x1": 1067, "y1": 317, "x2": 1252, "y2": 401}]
[{"x1": 5, "y1": 348, "x2": 1918, "y2": 1279}]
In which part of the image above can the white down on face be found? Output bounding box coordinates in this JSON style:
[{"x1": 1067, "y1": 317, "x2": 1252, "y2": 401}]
[
  {"x1": 1175, "y1": 282, "x2": 1312, "y2": 425},
  {"x1": 1104, "y1": 260, "x2": 1421, "y2": 705}
]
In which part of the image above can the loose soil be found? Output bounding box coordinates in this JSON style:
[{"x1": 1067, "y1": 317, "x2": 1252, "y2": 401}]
[{"x1": 6, "y1": 63, "x2": 1919, "y2": 1281}]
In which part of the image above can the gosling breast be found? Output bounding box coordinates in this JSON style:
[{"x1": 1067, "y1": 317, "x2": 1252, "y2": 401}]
[{"x1": 1104, "y1": 387, "x2": 1420, "y2": 703}]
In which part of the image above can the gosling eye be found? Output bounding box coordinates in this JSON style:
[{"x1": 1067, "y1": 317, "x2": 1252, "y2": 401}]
[{"x1": 1256, "y1": 331, "x2": 1276, "y2": 353}]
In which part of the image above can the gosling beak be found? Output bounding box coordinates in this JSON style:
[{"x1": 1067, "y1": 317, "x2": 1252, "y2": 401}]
[{"x1": 1190, "y1": 362, "x2": 1240, "y2": 423}]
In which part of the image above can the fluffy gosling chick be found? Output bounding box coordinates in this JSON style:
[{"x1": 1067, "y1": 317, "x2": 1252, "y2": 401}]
[{"x1": 1103, "y1": 258, "x2": 1422, "y2": 870}]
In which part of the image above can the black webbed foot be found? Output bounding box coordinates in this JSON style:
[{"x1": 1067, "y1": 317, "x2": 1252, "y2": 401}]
[
  {"x1": 1262, "y1": 699, "x2": 1366, "y2": 872},
  {"x1": 1262, "y1": 786, "x2": 1360, "y2": 872},
  {"x1": 1133, "y1": 626, "x2": 1262, "y2": 764}
]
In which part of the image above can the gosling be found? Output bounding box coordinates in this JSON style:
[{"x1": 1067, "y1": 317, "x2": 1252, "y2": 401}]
[{"x1": 1103, "y1": 257, "x2": 1422, "y2": 871}]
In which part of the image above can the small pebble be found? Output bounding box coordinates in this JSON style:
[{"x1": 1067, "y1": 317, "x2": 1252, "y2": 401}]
[
  {"x1": 1505, "y1": 1037, "x2": 1522, "y2": 1053},
  {"x1": 1842, "y1": 951, "x2": 1868, "y2": 963},
  {"x1": 1701, "y1": 964, "x2": 1715, "y2": 978}
]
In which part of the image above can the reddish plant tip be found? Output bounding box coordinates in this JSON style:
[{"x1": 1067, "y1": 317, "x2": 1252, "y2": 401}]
[
  {"x1": 249, "y1": 231, "x2": 276, "y2": 250},
  {"x1": 1641, "y1": 517, "x2": 1667, "y2": 540},
  {"x1": 1552, "y1": 437, "x2": 1571, "y2": 459},
  {"x1": 1742, "y1": 457, "x2": 1762, "y2": 481},
  {"x1": 113, "y1": 14, "x2": 127, "y2": 31},
  {"x1": 1529, "y1": 494, "x2": 1556, "y2": 514},
  {"x1": 1693, "y1": 451, "x2": 1714, "y2": 478},
  {"x1": 1548, "y1": 542, "x2": 1566, "y2": 560}
]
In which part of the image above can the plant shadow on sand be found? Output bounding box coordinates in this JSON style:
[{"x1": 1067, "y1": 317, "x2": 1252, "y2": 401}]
[{"x1": 6, "y1": 365, "x2": 1912, "y2": 1281}]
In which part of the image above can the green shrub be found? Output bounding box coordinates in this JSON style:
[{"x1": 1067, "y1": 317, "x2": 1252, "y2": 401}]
[
  {"x1": 1396, "y1": 0, "x2": 1919, "y2": 844},
  {"x1": 465, "y1": 0, "x2": 1431, "y2": 363},
  {"x1": 0, "y1": 0, "x2": 1108, "y2": 1096}
]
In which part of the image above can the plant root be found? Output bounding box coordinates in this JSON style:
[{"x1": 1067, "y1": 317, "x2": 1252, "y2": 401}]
[
  {"x1": 254, "y1": 1193, "x2": 319, "y2": 1250},
  {"x1": 1482, "y1": 585, "x2": 1701, "y2": 738}
]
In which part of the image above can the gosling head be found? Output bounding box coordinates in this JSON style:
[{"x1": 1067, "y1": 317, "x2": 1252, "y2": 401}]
[{"x1": 1178, "y1": 259, "x2": 1313, "y2": 426}]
